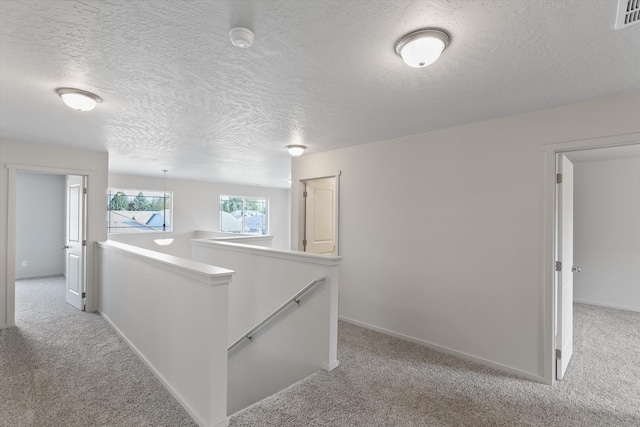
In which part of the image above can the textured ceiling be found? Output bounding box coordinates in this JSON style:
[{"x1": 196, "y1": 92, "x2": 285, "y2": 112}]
[{"x1": 1, "y1": 0, "x2": 639, "y2": 188}]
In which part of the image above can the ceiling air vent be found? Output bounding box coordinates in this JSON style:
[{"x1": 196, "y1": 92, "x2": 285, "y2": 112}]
[{"x1": 615, "y1": 0, "x2": 640, "y2": 29}]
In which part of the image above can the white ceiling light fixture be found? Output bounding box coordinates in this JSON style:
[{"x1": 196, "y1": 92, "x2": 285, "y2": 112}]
[
  {"x1": 56, "y1": 87, "x2": 102, "y2": 111},
  {"x1": 154, "y1": 170, "x2": 174, "y2": 246},
  {"x1": 286, "y1": 144, "x2": 307, "y2": 156},
  {"x1": 394, "y1": 29, "x2": 450, "y2": 68},
  {"x1": 229, "y1": 27, "x2": 254, "y2": 48}
]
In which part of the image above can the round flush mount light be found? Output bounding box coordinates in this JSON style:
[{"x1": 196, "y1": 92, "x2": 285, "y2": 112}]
[
  {"x1": 229, "y1": 27, "x2": 254, "y2": 48},
  {"x1": 394, "y1": 29, "x2": 450, "y2": 68},
  {"x1": 56, "y1": 88, "x2": 102, "y2": 111},
  {"x1": 286, "y1": 144, "x2": 307, "y2": 156}
]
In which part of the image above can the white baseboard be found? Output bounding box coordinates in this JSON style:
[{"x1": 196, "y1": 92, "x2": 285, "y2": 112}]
[
  {"x1": 99, "y1": 311, "x2": 212, "y2": 427},
  {"x1": 323, "y1": 360, "x2": 340, "y2": 371},
  {"x1": 15, "y1": 272, "x2": 64, "y2": 280},
  {"x1": 338, "y1": 315, "x2": 545, "y2": 384},
  {"x1": 574, "y1": 299, "x2": 640, "y2": 313}
]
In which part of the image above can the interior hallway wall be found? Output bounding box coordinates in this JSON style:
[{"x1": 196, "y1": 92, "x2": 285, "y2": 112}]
[
  {"x1": 108, "y1": 173, "x2": 291, "y2": 256},
  {"x1": 573, "y1": 156, "x2": 640, "y2": 312},
  {"x1": 291, "y1": 91, "x2": 640, "y2": 380},
  {"x1": 15, "y1": 172, "x2": 65, "y2": 279}
]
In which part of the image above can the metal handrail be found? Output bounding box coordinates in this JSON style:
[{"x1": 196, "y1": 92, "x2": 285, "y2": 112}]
[{"x1": 227, "y1": 277, "x2": 326, "y2": 352}]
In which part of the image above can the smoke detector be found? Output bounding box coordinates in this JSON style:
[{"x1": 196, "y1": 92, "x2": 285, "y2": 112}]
[
  {"x1": 229, "y1": 27, "x2": 254, "y2": 48},
  {"x1": 615, "y1": 0, "x2": 640, "y2": 30}
]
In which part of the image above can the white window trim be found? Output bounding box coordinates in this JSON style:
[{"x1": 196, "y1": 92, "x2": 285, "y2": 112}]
[
  {"x1": 107, "y1": 187, "x2": 173, "y2": 234},
  {"x1": 220, "y1": 195, "x2": 269, "y2": 235}
]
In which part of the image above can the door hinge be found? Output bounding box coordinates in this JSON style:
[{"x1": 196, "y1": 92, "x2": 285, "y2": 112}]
[
  {"x1": 83, "y1": 188, "x2": 87, "y2": 194},
  {"x1": 303, "y1": 239, "x2": 307, "y2": 246},
  {"x1": 82, "y1": 292, "x2": 86, "y2": 299},
  {"x1": 556, "y1": 349, "x2": 561, "y2": 359},
  {"x1": 556, "y1": 173, "x2": 562, "y2": 184},
  {"x1": 303, "y1": 191, "x2": 308, "y2": 198},
  {"x1": 82, "y1": 240, "x2": 87, "y2": 246},
  {"x1": 555, "y1": 261, "x2": 562, "y2": 272}
]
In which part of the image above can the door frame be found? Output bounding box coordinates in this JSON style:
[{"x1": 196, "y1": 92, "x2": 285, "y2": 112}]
[
  {"x1": 65, "y1": 174, "x2": 88, "y2": 310},
  {"x1": 295, "y1": 172, "x2": 341, "y2": 255},
  {"x1": 6, "y1": 164, "x2": 93, "y2": 326},
  {"x1": 541, "y1": 132, "x2": 640, "y2": 385}
]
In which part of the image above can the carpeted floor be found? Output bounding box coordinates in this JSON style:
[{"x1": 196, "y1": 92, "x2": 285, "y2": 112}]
[
  {"x1": 0, "y1": 276, "x2": 197, "y2": 427},
  {"x1": 2, "y1": 276, "x2": 639, "y2": 427},
  {"x1": 229, "y1": 304, "x2": 640, "y2": 426}
]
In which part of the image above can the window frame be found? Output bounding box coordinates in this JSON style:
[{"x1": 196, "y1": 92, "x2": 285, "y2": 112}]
[
  {"x1": 107, "y1": 187, "x2": 173, "y2": 234},
  {"x1": 219, "y1": 195, "x2": 269, "y2": 235}
]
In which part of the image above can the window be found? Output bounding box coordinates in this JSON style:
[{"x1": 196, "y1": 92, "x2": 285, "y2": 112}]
[
  {"x1": 220, "y1": 195, "x2": 268, "y2": 235},
  {"x1": 107, "y1": 188, "x2": 172, "y2": 234}
]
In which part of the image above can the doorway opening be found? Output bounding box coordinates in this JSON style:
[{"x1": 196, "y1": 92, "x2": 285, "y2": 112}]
[
  {"x1": 298, "y1": 175, "x2": 340, "y2": 255},
  {"x1": 7, "y1": 166, "x2": 90, "y2": 327},
  {"x1": 544, "y1": 134, "x2": 640, "y2": 384}
]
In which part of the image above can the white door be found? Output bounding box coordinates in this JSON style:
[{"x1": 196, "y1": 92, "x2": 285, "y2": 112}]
[
  {"x1": 556, "y1": 154, "x2": 574, "y2": 380},
  {"x1": 304, "y1": 178, "x2": 336, "y2": 255},
  {"x1": 65, "y1": 175, "x2": 86, "y2": 310}
]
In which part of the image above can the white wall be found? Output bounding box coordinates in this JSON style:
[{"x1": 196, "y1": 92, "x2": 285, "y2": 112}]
[
  {"x1": 98, "y1": 241, "x2": 232, "y2": 427},
  {"x1": 573, "y1": 156, "x2": 640, "y2": 311},
  {"x1": 0, "y1": 139, "x2": 108, "y2": 328},
  {"x1": 191, "y1": 240, "x2": 340, "y2": 415},
  {"x1": 291, "y1": 91, "x2": 640, "y2": 381},
  {"x1": 108, "y1": 174, "x2": 290, "y2": 255},
  {"x1": 15, "y1": 173, "x2": 65, "y2": 279}
]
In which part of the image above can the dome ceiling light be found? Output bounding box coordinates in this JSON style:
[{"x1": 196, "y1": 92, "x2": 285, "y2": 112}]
[
  {"x1": 286, "y1": 145, "x2": 307, "y2": 156},
  {"x1": 394, "y1": 29, "x2": 450, "y2": 68},
  {"x1": 56, "y1": 88, "x2": 102, "y2": 111},
  {"x1": 229, "y1": 27, "x2": 254, "y2": 48}
]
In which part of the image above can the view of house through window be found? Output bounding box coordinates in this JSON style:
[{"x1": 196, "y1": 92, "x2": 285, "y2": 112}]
[
  {"x1": 220, "y1": 195, "x2": 268, "y2": 235},
  {"x1": 107, "y1": 188, "x2": 172, "y2": 233}
]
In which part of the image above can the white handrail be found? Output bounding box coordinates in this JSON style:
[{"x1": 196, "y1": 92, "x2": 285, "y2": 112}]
[{"x1": 228, "y1": 277, "x2": 326, "y2": 352}]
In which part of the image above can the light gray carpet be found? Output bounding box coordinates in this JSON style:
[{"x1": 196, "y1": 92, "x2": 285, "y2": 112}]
[
  {"x1": 0, "y1": 276, "x2": 197, "y2": 427},
  {"x1": 230, "y1": 304, "x2": 640, "y2": 426},
  {"x1": 3, "y1": 277, "x2": 639, "y2": 426}
]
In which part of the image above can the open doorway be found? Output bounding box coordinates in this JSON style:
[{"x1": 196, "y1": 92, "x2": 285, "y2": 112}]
[
  {"x1": 11, "y1": 170, "x2": 88, "y2": 323},
  {"x1": 15, "y1": 172, "x2": 66, "y2": 281},
  {"x1": 567, "y1": 145, "x2": 640, "y2": 312},
  {"x1": 299, "y1": 175, "x2": 340, "y2": 255},
  {"x1": 547, "y1": 138, "x2": 640, "y2": 383}
]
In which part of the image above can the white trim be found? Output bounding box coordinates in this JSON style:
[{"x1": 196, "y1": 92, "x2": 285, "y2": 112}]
[
  {"x1": 6, "y1": 163, "x2": 92, "y2": 175},
  {"x1": 574, "y1": 299, "x2": 640, "y2": 313},
  {"x1": 191, "y1": 239, "x2": 342, "y2": 266},
  {"x1": 97, "y1": 241, "x2": 234, "y2": 285},
  {"x1": 339, "y1": 316, "x2": 545, "y2": 383},
  {"x1": 5, "y1": 164, "x2": 96, "y2": 325},
  {"x1": 6, "y1": 167, "x2": 17, "y2": 327},
  {"x1": 213, "y1": 417, "x2": 230, "y2": 427},
  {"x1": 15, "y1": 272, "x2": 65, "y2": 280},
  {"x1": 219, "y1": 194, "x2": 270, "y2": 236},
  {"x1": 195, "y1": 230, "x2": 274, "y2": 245},
  {"x1": 541, "y1": 131, "x2": 640, "y2": 386},
  {"x1": 297, "y1": 172, "x2": 341, "y2": 255},
  {"x1": 323, "y1": 360, "x2": 340, "y2": 371},
  {"x1": 107, "y1": 187, "x2": 174, "y2": 234}
]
